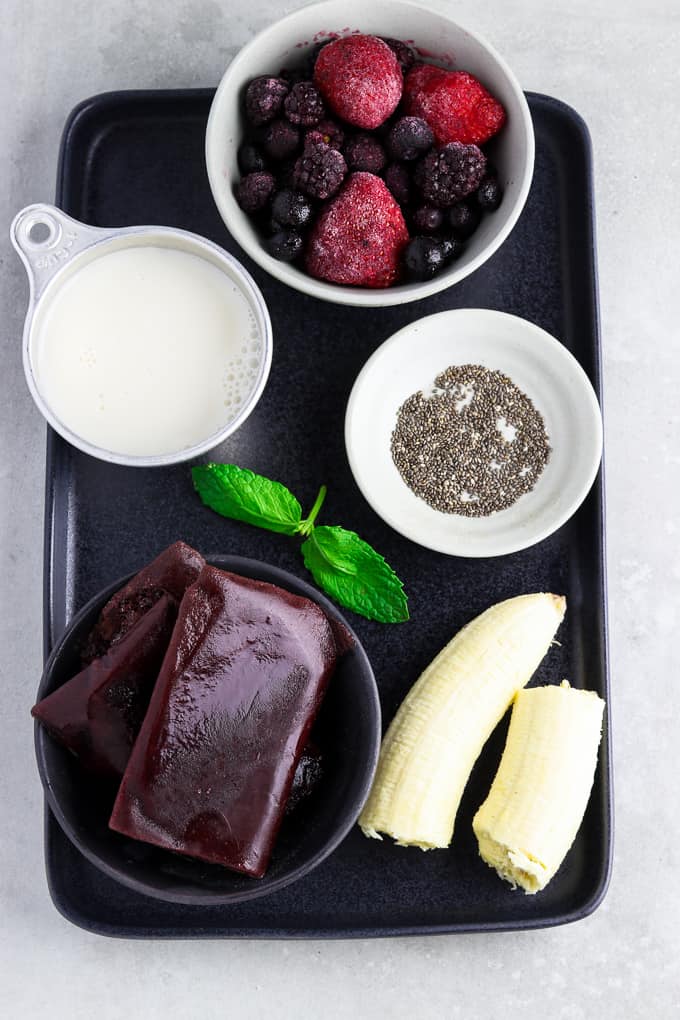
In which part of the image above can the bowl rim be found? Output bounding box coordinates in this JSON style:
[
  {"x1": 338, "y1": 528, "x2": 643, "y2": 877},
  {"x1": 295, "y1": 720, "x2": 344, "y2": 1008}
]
[
  {"x1": 344, "y1": 308, "x2": 604, "y2": 557},
  {"x1": 34, "y1": 554, "x2": 381, "y2": 905},
  {"x1": 205, "y1": 0, "x2": 536, "y2": 307}
]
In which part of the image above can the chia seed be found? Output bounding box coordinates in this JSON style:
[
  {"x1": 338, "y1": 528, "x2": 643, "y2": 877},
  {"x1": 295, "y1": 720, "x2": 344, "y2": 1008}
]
[{"x1": 390, "y1": 364, "x2": 551, "y2": 517}]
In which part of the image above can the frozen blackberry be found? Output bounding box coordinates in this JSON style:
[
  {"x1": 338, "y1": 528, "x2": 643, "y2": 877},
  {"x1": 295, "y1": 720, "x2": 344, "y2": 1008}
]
[
  {"x1": 476, "y1": 177, "x2": 503, "y2": 211},
  {"x1": 261, "y1": 119, "x2": 300, "y2": 161},
  {"x1": 271, "y1": 188, "x2": 313, "y2": 228},
  {"x1": 415, "y1": 142, "x2": 487, "y2": 207},
  {"x1": 380, "y1": 37, "x2": 416, "y2": 74},
  {"x1": 235, "y1": 171, "x2": 276, "y2": 213},
  {"x1": 245, "y1": 76, "x2": 289, "y2": 126},
  {"x1": 344, "y1": 134, "x2": 386, "y2": 173},
  {"x1": 266, "y1": 229, "x2": 304, "y2": 262},
  {"x1": 449, "y1": 200, "x2": 480, "y2": 239},
  {"x1": 387, "y1": 116, "x2": 434, "y2": 161},
  {"x1": 411, "y1": 204, "x2": 444, "y2": 234},
  {"x1": 284, "y1": 81, "x2": 325, "y2": 126},
  {"x1": 306, "y1": 119, "x2": 345, "y2": 151},
  {"x1": 403, "y1": 236, "x2": 459, "y2": 281},
  {"x1": 383, "y1": 162, "x2": 411, "y2": 206},
  {"x1": 237, "y1": 141, "x2": 268, "y2": 175},
  {"x1": 293, "y1": 139, "x2": 347, "y2": 200}
]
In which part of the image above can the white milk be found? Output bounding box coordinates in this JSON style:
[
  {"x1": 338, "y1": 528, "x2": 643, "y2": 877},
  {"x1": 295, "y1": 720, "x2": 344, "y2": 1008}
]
[{"x1": 34, "y1": 245, "x2": 263, "y2": 457}]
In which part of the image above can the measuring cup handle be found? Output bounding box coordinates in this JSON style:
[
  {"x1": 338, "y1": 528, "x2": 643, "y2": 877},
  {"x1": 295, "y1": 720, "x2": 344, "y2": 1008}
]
[{"x1": 10, "y1": 204, "x2": 105, "y2": 300}]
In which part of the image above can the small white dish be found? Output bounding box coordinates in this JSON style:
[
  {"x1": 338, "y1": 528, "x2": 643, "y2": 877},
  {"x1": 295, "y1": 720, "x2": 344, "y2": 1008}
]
[{"x1": 345, "y1": 309, "x2": 603, "y2": 557}]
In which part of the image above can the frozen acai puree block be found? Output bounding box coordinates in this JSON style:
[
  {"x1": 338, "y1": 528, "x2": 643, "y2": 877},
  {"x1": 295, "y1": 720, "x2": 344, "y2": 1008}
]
[
  {"x1": 81, "y1": 540, "x2": 205, "y2": 663},
  {"x1": 109, "y1": 565, "x2": 341, "y2": 877},
  {"x1": 32, "y1": 596, "x2": 177, "y2": 777}
]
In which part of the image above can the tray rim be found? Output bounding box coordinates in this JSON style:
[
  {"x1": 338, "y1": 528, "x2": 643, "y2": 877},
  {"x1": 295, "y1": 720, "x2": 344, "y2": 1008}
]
[{"x1": 41, "y1": 87, "x2": 613, "y2": 939}]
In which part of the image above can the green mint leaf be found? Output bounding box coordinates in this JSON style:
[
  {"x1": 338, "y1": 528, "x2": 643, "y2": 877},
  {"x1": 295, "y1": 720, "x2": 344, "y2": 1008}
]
[
  {"x1": 192, "y1": 463, "x2": 303, "y2": 535},
  {"x1": 300, "y1": 525, "x2": 409, "y2": 624}
]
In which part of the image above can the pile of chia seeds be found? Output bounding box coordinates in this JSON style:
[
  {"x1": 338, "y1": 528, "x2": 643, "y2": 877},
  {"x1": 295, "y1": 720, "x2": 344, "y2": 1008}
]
[{"x1": 391, "y1": 363, "x2": 551, "y2": 517}]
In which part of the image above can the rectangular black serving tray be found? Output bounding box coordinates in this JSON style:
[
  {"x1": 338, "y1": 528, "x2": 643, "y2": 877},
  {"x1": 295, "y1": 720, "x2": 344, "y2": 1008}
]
[{"x1": 43, "y1": 89, "x2": 612, "y2": 938}]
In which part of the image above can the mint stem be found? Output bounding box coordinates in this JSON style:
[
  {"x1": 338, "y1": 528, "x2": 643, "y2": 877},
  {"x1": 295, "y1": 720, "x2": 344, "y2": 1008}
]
[{"x1": 299, "y1": 485, "x2": 327, "y2": 536}]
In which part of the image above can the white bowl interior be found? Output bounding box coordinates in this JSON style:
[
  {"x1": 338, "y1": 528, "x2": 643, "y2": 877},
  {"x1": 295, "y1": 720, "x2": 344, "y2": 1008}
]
[
  {"x1": 345, "y1": 309, "x2": 603, "y2": 556},
  {"x1": 206, "y1": 0, "x2": 534, "y2": 307}
]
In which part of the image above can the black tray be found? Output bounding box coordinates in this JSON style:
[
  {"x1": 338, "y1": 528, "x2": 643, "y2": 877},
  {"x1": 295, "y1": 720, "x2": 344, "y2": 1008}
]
[{"x1": 42, "y1": 89, "x2": 611, "y2": 938}]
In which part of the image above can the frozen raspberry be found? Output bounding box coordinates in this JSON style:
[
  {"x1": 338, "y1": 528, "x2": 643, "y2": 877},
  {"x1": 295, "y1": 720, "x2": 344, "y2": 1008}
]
[
  {"x1": 476, "y1": 177, "x2": 503, "y2": 211},
  {"x1": 448, "y1": 200, "x2": 481, "y2": 238},
  {"x1": 384, "y1": 162, "x2": 411, "y2": 206},
  {"x1": 411, "y1": 204, "x2": 444, "y2": 234},
  {"x1": 415, "y1": 142, "x2": 486, "y2": 207},
  {"x1": 380, "y1": 37, "x2": 416, "y2": 74},
  {"x1": 237, "y1": 141, "x2": 268, "y2": 175},
  {"x1": 403, "y1": 65, "x2": 506, "y2": 146},
  {"x1": 314, "y1": 35, "x2": 403, "y2": 129},
  {"x1": 305, "y1": 119, "x2": 345, "y2": 151},
  {"x1": 306, "y1": 172, "x2": 409, "y2": 287},
  {"x1": 235, "y1": 171, "x2": 276, "y2": 213},
  {"x1": 266, "y1": 229, "x2": 304, "y2": 262},
  {"x1": 261, "y1": 119, "x2": 300, "y2": 161},
  {"x1": 284, "y1": 82, "x2": 325, "y2": 126},
  {"x1": 387, "y1": 116, "x2": 434, "y2": 161},
  {"x1": 293, "y1": 139, "x2": 347, "y2": 200},
  {"x1": 271, "y1": 188, "x2": 313, "y2": 228},
  {"x1": 245, "y1": 76, "x2": 289, "y2": 126},
  {"x1": 344, "y1": 134, "x2": 386, "y2": 173}
]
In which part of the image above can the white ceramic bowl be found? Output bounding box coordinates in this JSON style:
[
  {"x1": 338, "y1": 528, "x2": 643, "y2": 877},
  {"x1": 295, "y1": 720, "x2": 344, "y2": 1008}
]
[
  {"x1": 345, "y1": 309, "x2": 603, "y2": 557},
  {"x1": 206, "y1": 0, "x2": 535, "y2": 307}
]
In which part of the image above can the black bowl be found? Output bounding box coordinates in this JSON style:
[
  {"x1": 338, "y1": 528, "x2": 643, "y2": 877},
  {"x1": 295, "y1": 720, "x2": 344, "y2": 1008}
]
[{"x1": 34, "y1": 555, "x2": 381, "y2": 905}]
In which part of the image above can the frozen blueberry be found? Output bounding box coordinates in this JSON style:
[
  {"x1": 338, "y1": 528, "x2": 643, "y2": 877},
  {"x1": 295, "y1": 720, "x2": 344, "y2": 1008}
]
[
  {"x1": 344, "y1": 134, "x2": 386, "y2": 173},
  {"x1": 476, "y1": 177, "x2": 503, "y2": 211},
  {"x1": 284, "y1": 82, "x2": 325, "y2": 126},
  {"x1": 261, "y1": 119, "x2": 300, "y2": 161},
  {"x1": 411, "y1": 204, "x2": 444, "y2": 234},
  {"x1": 271, "y1": 188, "x2": 313, "y2": 228},
  {"x1": 448, "y1": 200, "x2": 481, "y2": 239},
  {"x1": 387, "y1": 117, "x2": 434, "y2": 161},
  {"x1": 237, "y1": 141, "x2": 268, "y2": 175},
  {"x1": 266, "y1": 229, "x2": 304, "y2": 262},
  {"x1": 235, "y1": 171, "x2": 276, "y2": 213},
  {"x1": 403, "y1": 236, "x2": 459, "y2": 280},
  {"x1": 245, "y1": 76, "x2": 289, "y2": 126}
]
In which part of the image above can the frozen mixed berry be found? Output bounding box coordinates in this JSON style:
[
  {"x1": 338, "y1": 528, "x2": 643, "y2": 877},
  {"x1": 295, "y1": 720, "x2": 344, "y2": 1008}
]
[
  {"x1": 448, "y1": 200, "x2": 481, "y2": 238},
  {"x1": 383, "y1": 162, "x2": 411, "y2": 206},
  {"x1": 237, "y1": 141, "x2": 268, "y2": 175},
  {"x1": 305, "y1": 41, "x2": 329, "y2": 77},
  {"x1": 476, "y1": 177, "x2": 503, "y2": 211},
  {"x1": 415, "y1": 142, "x2": 486, "y2": 207},
  {"x1": 284, "y1": 81, "x2": 325, "y2": 126},
  {"x1": 271, "y1": 188, "x2": 313, "y2": 228},
  {"x1": 380, "y1": 37, "x2": 416, "y2": 74},
  {"x1": 314, "y1": 34, "x2": 403, "y2": 129},
  {"x1": 293, "y1": 139, "x2": 347, "y2": 200},
  {"x1": 344, "y1": 134, "x2": 386, "y2": 173},
  {"x1": 403, "y1": 236, "x2": 460, "y2": 281},
  {"x1": 266, "y1": 228, "x2": 304, "y2": 262},
  {"x1": 245, "y1": 76, "x2": 289, "y2": 126},
  {"x1": 305, "y1": 118, "x2": 345, "y2": 151},
  {"x1": 411, "y1": 204, "x2": 444, "y2": 234},
  {"x1": 261, "y1": 119, "x2": 300, "y2": 161},
  {"x1": 306, "y1": 172, "x2": 409, "y2": 287},
  {"x1": 387, "y1": 116, "x2": 434, "y2": 161},
  {"x1": 403, "y1": 65, "x2": 506, "y2": 146},
  {"x1": 235, "y1": 171, "x2": 276, "y2": 213}
]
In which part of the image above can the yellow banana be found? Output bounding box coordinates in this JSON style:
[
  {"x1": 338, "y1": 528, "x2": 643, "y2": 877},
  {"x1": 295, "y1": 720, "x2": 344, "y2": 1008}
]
[
  {"x1": 473, "y1": 681, "x2": 605, "y2": 893},
  {"x1": 359, "y1": 593, "x2": 566, "y2": 849}
]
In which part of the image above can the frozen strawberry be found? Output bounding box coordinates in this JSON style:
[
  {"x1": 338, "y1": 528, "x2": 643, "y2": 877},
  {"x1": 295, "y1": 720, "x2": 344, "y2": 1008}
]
[
  {"x1": 305, "y1": 172, "x2": 409, "y2": 288},
  {"x1": 403, "y1": 65, "x2": 506, "y2": 146},
  {"x1": 314, "y1": 35, "x2": 402, "y2": 130}
]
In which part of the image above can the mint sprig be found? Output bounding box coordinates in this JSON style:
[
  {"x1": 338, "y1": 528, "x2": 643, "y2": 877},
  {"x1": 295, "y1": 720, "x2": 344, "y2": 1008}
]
[{"x1": 192, "y1": 463, "x2": 408, "y2": 624}]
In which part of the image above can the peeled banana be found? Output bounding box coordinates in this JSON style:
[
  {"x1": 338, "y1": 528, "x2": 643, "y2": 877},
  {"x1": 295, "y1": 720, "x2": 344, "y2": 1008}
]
[
  {"x1": 359, "y1": 592, "x2": 566, "y2": 849},
  {"x1": 473, "y1": 681, "x2": 604, "y2": 893}
]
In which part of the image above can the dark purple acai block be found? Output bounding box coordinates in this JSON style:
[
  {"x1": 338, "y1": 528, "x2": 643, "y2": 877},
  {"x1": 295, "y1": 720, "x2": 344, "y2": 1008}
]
[
  {"x1": 80, "y1": 540, "x2": 205, "y2": 664},
  {"x1": 32, "y1": 596, "x2": 177, "y2": 777},
  {"x1": 109, "y1": 565, "x2": 340, "y2": 878}
]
